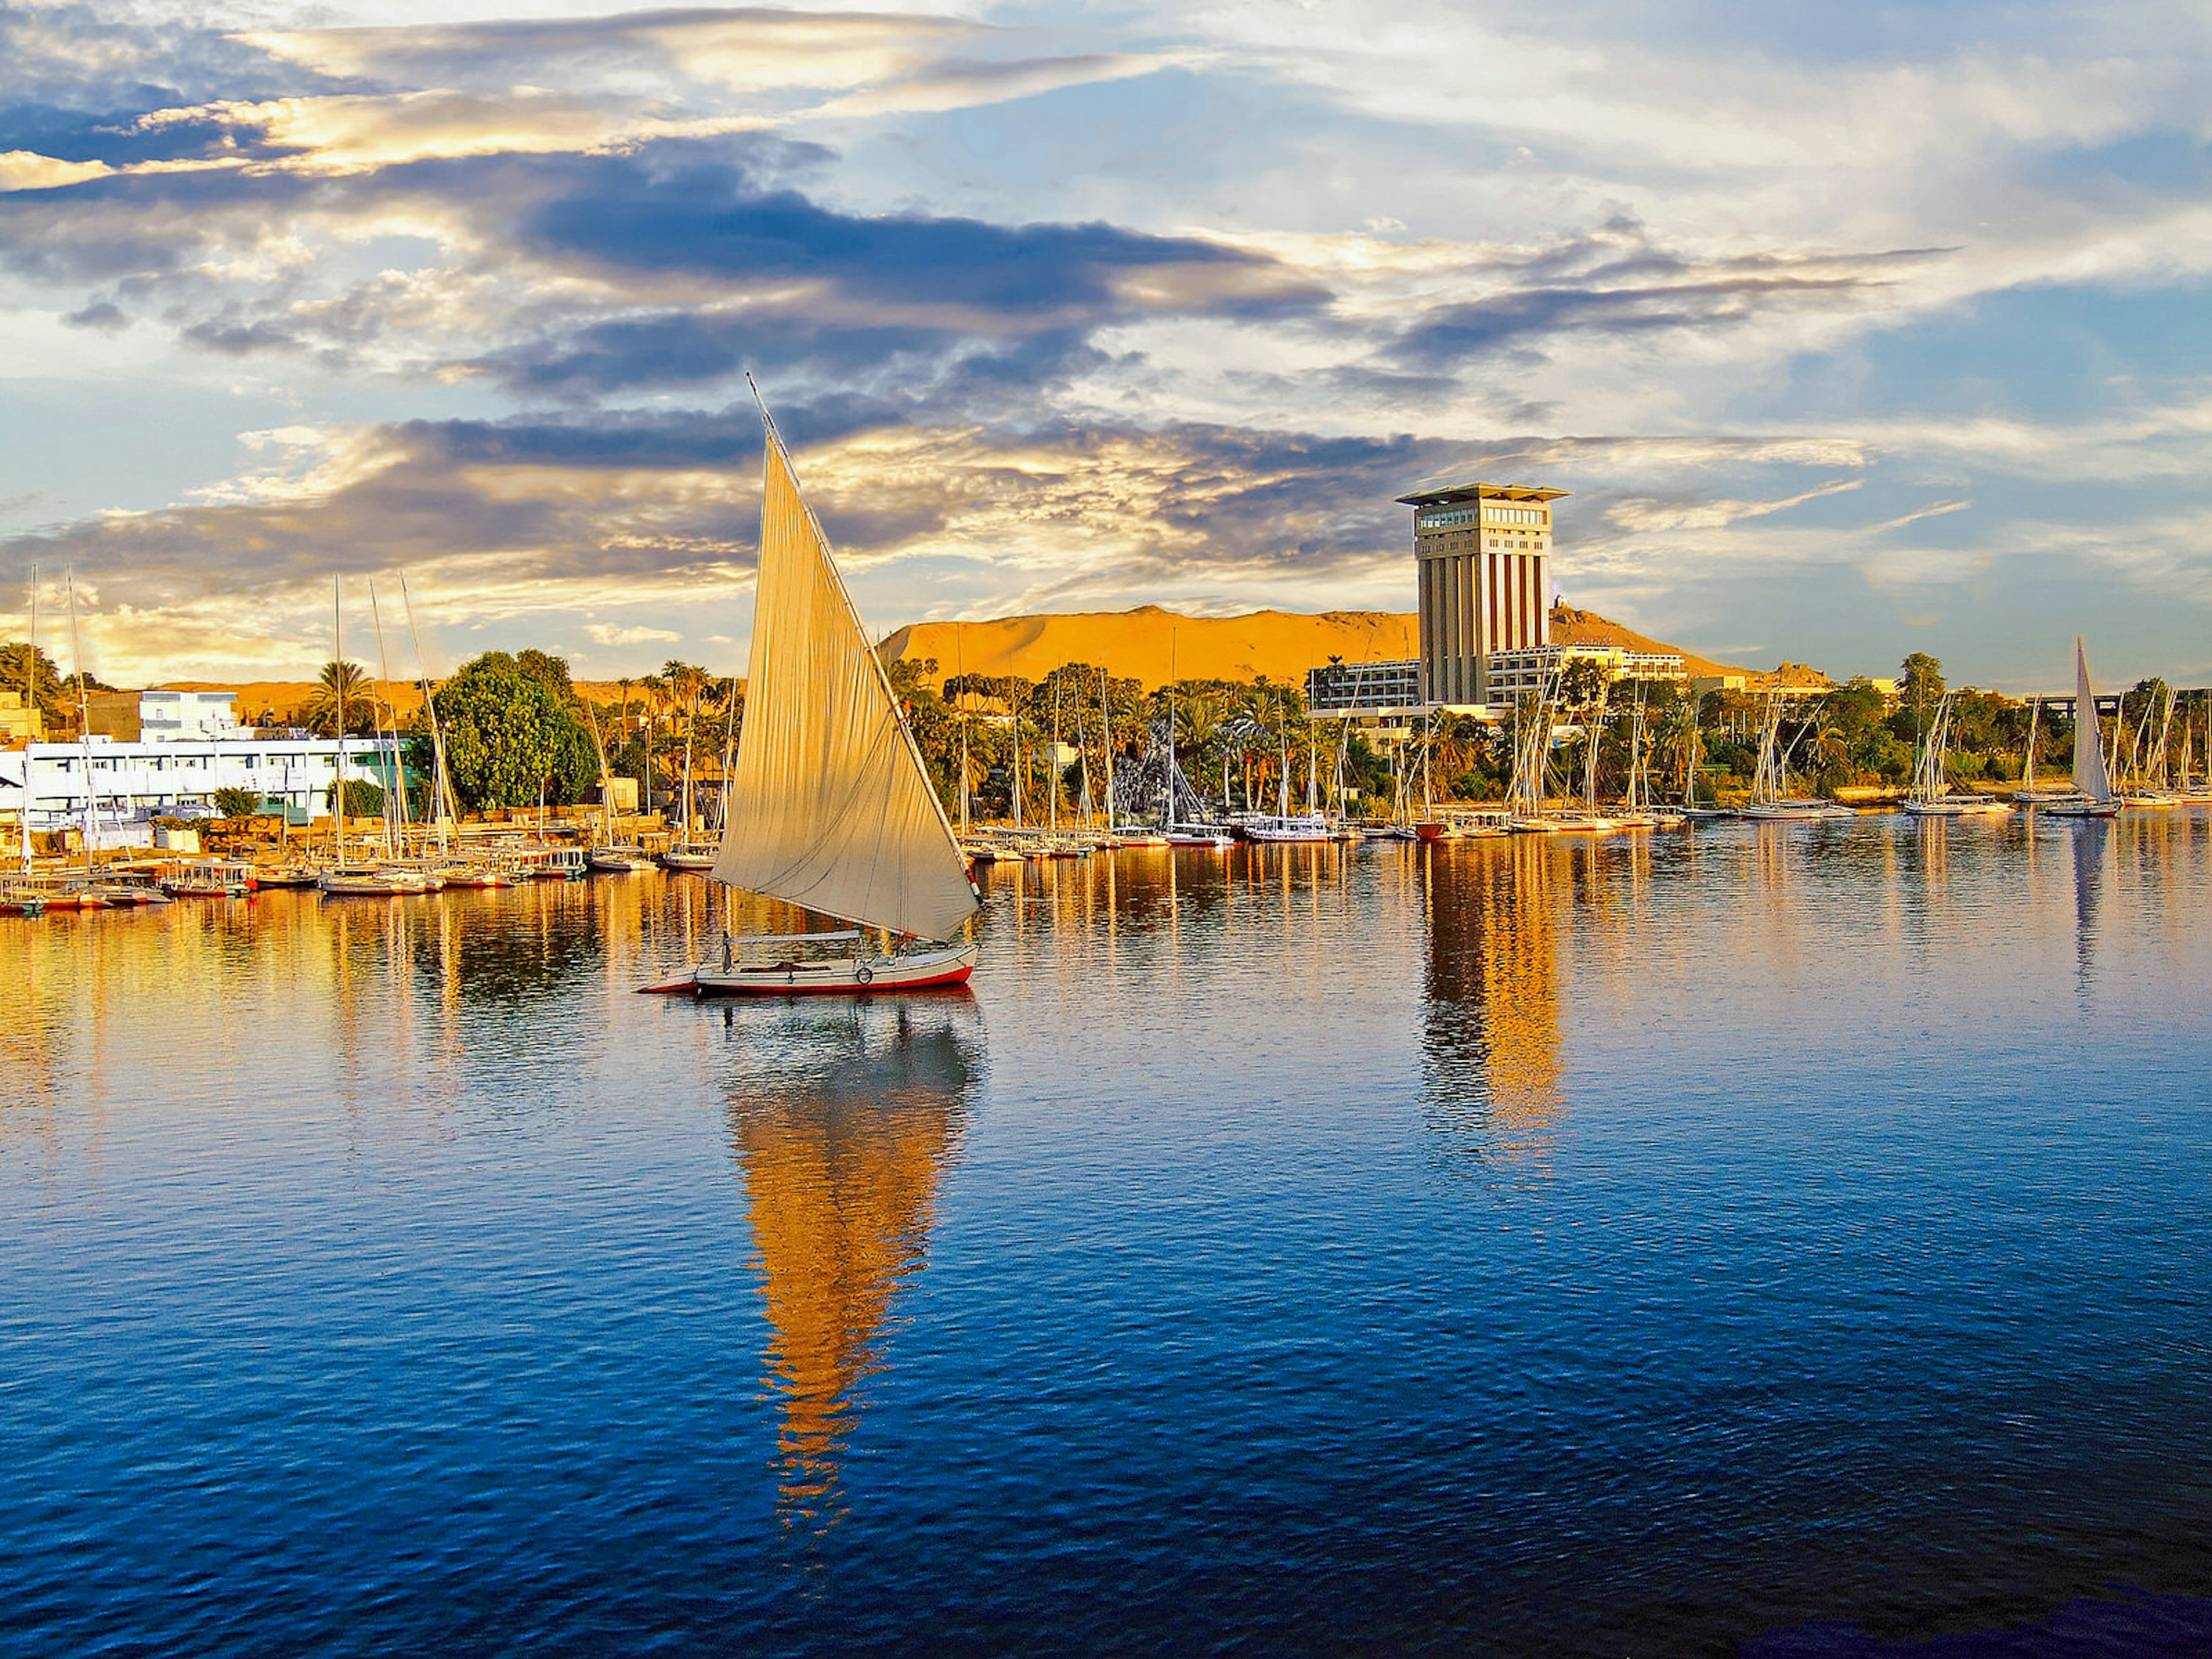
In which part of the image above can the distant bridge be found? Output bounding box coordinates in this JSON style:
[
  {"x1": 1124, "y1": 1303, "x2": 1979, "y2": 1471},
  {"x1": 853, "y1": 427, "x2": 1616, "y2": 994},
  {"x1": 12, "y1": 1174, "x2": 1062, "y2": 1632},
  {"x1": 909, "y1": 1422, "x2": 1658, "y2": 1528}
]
[{"x1": 2017, "y1": 687, "x2": 2210, "y2": 718}]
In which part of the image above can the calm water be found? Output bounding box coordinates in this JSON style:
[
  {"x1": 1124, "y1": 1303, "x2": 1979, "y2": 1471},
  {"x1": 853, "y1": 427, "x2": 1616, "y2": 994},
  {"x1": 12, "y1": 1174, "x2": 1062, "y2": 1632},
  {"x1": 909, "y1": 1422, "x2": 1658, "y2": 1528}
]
[{"x1": 5, "y1": 816, "x2": 2212, "y2": 1656}]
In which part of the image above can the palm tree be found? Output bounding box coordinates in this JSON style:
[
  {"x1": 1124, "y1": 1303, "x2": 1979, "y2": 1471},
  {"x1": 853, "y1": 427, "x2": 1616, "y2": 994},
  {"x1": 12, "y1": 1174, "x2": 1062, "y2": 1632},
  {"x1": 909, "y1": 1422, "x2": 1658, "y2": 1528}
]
[{"x1": 303, "y1": 660, "x2": 371, "y2": 736}]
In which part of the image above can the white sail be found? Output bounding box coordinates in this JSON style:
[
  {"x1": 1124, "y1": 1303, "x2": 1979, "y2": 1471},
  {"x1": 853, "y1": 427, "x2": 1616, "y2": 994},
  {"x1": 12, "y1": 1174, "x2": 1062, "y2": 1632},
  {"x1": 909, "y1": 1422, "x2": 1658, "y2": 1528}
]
[
  {"x1": 2073, "y1": 637, "x2": 2111, "y2": 803},
  {"x1": 711, "y1": 432, "x2": 978, "y2": 942}
]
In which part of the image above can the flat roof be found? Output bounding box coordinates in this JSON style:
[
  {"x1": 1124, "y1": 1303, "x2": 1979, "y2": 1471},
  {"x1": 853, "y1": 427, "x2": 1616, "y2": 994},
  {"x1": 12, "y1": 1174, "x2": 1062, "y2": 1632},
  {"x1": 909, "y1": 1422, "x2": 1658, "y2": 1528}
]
[{"x1": 1396, "y1": 483, "x2": 1570, "y2": 506}]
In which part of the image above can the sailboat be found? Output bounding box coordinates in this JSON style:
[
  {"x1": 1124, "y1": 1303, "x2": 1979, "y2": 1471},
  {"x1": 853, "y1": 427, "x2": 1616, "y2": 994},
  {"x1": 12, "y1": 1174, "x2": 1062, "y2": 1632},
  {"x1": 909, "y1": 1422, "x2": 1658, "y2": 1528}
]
[
  {"x1": 1902, "y1": 692, "x2": 2003, "y2": 816},
  {"x1": 1740, "y1": 695, "x2": 1853, "y2": 819},
  {"x1": 661, "y1": 390, "x2": 979, "y2": 995},
  {"x1": 2046, "y1": 638, "x2": 2120, "y2": 819},
  {"x1": 658, "y1": 673, "x2": 721, "y2": 870},
  {"x1": 1505, "y1": 677, "x2": 1561, "y2": 833},
  {"x1": 1161, "y1": 653, "x2": 1231, "y2": 849}
]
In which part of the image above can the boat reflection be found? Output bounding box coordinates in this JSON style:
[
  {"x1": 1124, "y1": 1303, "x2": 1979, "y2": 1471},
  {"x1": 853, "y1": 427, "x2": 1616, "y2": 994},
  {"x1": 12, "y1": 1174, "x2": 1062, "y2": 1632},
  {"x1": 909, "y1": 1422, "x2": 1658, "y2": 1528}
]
[
  {"x1": 1421, "y1": 837, "x2": 1565, "y2": 1176},
  {"x1": 720, "y1": 997, "x2": 982, "y2": 1533},
  {"x1": 2069, "y1": 816, "x2": 2109, "y2": 1000}
]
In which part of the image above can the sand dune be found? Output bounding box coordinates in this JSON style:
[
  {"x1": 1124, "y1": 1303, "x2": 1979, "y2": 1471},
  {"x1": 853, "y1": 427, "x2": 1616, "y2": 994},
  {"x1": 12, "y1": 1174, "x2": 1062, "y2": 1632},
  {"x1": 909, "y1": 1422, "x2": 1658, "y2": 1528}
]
[
  {"x1": 881, "y1": 604, "x2": 1741, "y2": 691},
  {"x1": 880, "y1": 605, "x2": 1423, "y2": 691}
]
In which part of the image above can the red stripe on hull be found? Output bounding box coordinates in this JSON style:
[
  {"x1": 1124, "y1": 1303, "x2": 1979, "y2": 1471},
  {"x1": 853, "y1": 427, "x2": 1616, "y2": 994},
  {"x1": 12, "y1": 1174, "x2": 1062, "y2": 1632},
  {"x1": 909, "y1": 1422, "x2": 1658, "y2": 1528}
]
[{"x1": 694, "y1": 963, "x2": 975, "y2": 998}]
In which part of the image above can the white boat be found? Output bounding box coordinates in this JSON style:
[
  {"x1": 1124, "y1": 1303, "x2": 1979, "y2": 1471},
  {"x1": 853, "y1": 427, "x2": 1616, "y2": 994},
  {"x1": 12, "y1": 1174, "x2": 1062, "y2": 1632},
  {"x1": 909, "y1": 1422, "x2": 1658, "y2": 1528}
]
[
  {"x1": 1743, "y1": 692, "x2": 1855, "y2": 819},
  {"x1": 588, "y1": 846, "x2": 654, "y2": 872},
  {"x1": 661, "y1": 387, "x2": 978, "y2": 997},
  {"x1": 1109, "y1": 826, "x2": 1171, "y2": 847},
  {"x1": 657, "y1": 843, "x2": 718, "y2": 872},
  {"x1": 1244, "y1": 813, "x2": 1334, "y2": 842},
  {"x1": 1165, "y1": 828, "x2": 1233, "y2": 849},
  {"x1": 2046, "y1": 638, "x2": 2120, "y2": 819},
  {"x1": 318, "y1": 866, "x2": 437, "y2": 896}
]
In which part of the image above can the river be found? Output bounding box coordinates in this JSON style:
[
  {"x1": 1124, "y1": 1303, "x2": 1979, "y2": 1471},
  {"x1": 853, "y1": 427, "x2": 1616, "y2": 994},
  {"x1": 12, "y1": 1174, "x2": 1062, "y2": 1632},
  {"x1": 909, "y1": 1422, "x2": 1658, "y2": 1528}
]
[{"x1": 5, "y1": 813, "x2": 2210, "y2": 1655}]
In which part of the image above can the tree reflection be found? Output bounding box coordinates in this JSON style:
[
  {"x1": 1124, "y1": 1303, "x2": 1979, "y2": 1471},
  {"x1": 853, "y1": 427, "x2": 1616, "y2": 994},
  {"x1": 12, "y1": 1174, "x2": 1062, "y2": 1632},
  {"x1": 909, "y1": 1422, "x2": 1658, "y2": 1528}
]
[{"x1": 721, "y1": 997, "x2": 982, "y2": 1533}]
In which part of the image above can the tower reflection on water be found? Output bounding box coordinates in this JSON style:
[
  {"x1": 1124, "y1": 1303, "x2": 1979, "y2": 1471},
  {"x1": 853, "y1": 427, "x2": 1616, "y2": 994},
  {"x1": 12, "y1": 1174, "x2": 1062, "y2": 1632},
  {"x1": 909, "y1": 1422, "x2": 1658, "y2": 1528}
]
[
  {"x1": 1420, "y1": 836, "x2": 1565, "y2": 1174},
  {"x1": 719, "y1": 998, "x2": 983, "y2": 1532}
]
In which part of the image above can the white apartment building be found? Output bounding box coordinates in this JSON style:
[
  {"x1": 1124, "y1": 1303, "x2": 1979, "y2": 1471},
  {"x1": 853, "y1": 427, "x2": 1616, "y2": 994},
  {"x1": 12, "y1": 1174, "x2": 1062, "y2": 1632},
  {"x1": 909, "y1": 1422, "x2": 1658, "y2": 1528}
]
[{"x1": 1, "y1": 730, "x2": 404, "y2": 844}]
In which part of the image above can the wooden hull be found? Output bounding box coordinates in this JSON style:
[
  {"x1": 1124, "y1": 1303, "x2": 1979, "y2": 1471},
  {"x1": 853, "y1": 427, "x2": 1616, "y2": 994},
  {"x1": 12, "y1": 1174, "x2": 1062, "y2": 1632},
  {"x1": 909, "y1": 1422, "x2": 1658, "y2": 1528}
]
[{"x1": 686, "y1": 941, "x2": 978, "y2": 997}]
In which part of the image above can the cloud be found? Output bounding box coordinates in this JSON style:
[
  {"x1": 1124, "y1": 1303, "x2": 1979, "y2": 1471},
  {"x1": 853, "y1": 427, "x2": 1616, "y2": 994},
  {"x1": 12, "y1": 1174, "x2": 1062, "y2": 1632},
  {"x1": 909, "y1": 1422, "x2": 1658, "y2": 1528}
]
[
  {"x1": 584, "y1": 622, "x2": 681, "y2": 645},
  {"x1": 237, "y1": 8, "x2": 983, "y2": 97},
  {"x1": 0, "y1": 149, "x2": 110, "y2": 190},
  {"x1": 1605, "y1": 478, "x2": 1864, "y2": 533}
]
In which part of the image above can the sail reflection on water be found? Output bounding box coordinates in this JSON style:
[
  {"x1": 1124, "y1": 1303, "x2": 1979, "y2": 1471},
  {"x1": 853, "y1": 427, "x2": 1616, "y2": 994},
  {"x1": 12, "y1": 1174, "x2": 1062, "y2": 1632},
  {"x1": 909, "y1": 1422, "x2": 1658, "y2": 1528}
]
[
  {"x1": 2070, "y1": 816, "x2": 2109, "y2": 998},
  {"x1": 721, "y1": 998, "x2": 982, "y2": 1531},
  {"x1": 1420, "y1": 837, "x2": 1564, "y2": 1173}
]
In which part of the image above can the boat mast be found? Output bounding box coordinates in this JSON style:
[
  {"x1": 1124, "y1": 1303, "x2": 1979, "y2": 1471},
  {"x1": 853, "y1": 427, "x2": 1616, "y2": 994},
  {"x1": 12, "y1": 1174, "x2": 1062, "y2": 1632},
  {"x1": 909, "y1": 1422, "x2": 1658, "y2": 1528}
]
[
  {"x1": 585, "y1": 704, "x2": 616, "y2": 844},
  {"x1": 2022, "y1": 698, "x2": 2039, "y2": 791},
  {"x1": 955, "y1": 624, "x2": 969, "y2": 839},
  {"x1": 20, "y1": 566, "x2": 35, "y2": 873},
  {"x1": 367, "y1": 580, "x2": 406, "y2": 861},
  {"x1": 1075, "y1": 696, "x2": 1093, "y2": 830},
  {"x1": 331, "y1": 578, "x2": 347, "y2": 868},
  {"x1": 1050, "y1": 680, "x2": 1061, "y2": 835},
  {"x1": 1164, "y1": 632, "x2": 1176, "y2": 831},
  {"x1": 679, "y1": 676, "x2": 696, "y2": 846},
  {"x1": 1422, "y1": 710, "x2": 1433, "y2": 820},
  {"x1": 399, "y1": 575, "x2": 453, "y2": 855},
  {"x1": 1099, "y1": 667, "x2": 1115, "y2": 827},
  {"x1": 66, "y1": 573, "x2": 94, "y2": 877}
]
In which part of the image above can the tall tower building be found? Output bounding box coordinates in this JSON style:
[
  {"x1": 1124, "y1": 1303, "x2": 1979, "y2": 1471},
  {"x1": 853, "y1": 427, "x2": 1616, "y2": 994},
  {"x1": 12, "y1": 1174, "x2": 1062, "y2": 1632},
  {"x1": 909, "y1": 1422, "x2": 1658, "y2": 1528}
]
[{"x1": 1398, "y1": 482, "x2": 1567, "y2": 706}]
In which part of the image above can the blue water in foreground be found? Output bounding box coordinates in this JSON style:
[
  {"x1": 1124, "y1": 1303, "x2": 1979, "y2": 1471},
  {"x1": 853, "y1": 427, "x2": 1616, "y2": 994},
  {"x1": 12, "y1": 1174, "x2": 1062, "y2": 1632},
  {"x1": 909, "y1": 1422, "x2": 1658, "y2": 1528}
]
[{"x1": 5, "y1": 815, "x2": 2211, "y2": 1656}]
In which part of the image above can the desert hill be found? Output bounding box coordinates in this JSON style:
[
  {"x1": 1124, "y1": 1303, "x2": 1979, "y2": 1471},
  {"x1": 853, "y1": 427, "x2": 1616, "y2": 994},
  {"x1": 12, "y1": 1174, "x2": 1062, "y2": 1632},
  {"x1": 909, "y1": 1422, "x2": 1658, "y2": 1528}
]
[
  {"x1": 1544, "y1": 606, "x2": 1744, "y2": 683},
  {"x1": 878, "y1": 605, "x2": 1420, "y2": 692},
  {"x1": 881, "y1": 603, "x2": 1744, "y2": 691}
]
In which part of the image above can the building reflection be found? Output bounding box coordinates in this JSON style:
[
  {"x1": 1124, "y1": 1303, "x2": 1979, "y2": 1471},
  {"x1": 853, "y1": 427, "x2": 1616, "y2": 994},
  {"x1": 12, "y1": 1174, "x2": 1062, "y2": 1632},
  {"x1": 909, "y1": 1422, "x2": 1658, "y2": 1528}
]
[
  {"x1": 1421, "y1": 837, "x2": 1564, "y2": 1173},
  {"x1": 721, "y1": 998, "x2": 982, "y2": 1532}
]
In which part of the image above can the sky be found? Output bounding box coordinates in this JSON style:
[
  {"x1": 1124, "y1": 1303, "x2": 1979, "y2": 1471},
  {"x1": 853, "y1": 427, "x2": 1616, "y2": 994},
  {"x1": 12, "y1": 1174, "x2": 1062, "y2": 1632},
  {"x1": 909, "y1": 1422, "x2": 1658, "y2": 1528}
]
[{"x1": 3, "y1": 0, "x2": 2211, "y2": 691}]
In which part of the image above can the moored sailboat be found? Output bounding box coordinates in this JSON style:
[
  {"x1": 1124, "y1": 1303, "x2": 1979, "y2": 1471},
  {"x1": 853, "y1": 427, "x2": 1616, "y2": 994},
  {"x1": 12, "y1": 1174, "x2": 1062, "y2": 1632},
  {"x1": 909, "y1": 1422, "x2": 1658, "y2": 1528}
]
[
  {"x1": 659, "y1": 388, "x2": 979, "y2": 995},
  {"x1": 2046, "y1": 637, "x2": 2120, "y2": 819}
]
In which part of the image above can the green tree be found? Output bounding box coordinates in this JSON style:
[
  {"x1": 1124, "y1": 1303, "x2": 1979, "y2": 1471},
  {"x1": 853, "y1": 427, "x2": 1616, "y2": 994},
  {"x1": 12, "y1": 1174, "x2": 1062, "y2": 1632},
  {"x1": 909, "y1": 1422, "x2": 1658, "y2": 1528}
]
[
  {"x1": 325, "y1": 778, "x2": 385, "y2": 817},
  {"x1": 410, "y1": 652, "x2": 599, "y2": 812},
  {"x1": 1900, "y1": 652, "x2": 1945, "y2": 726},
  {"x1": 0, "y1": 641, "x2": 68, "y2": 731},
  {"x1": 212, "y1": 786, "x2": 261, "y2": 820},
  {"x1": 1558, "y1": 656, "x2": 1613, "y2": 714}
]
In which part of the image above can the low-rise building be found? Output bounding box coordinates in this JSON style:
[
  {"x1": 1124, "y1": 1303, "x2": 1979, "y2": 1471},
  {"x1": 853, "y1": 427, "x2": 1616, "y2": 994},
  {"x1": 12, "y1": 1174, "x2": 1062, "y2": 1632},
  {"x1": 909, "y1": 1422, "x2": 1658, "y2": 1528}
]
[
  {"x1": 0, "y1": 732, "x2": 405, "y2": 846},
  {"x1": 84, "y1": 688, "x2": 243, "y2": 743},
  {"x1": 0, "y1": 688, "x2": 39, "y2": 744},
  {"x1": 1306, "y1": 642, "x2": 1685, "y2": 718}
]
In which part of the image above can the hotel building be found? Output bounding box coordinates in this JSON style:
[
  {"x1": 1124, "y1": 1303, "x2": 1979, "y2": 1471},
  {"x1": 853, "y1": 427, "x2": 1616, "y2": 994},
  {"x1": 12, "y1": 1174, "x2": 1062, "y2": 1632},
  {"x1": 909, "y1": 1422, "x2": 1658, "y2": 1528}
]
[
  {"x1": 1403, "y1": 482, "x2": 1566, "y2": 706},
  {"x1": 1304, "y1": 482, "x2": 1685, "y2": 719}
]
